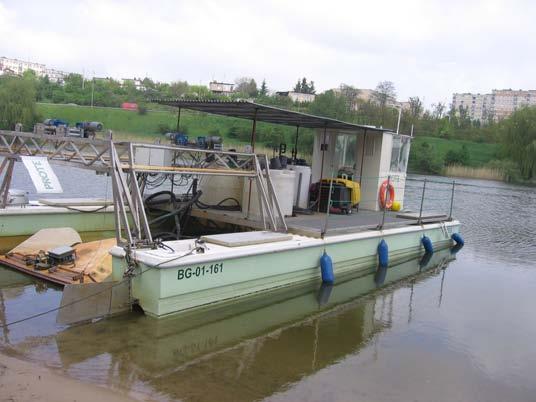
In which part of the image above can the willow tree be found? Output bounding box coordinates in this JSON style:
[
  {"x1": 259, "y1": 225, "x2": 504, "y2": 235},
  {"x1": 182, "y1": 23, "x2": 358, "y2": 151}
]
[
  {"x1": 0, "y1": 76, "x2": 38, "y2": 130},
  {"x1": 500, "y1": 107, "x2": 536, "y2": 180}
]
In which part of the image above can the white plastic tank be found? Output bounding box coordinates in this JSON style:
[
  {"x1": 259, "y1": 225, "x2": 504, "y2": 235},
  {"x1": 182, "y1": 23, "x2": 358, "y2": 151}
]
[
  {"x1": 288, "y1": 165, "x2": 311, "y2": 209},
  {"x1": 197, "y1": 175, "x2": 244, "y2": 206},
  {"x1": 242, "y1": 169, "x2": 296, "y2": 219}
]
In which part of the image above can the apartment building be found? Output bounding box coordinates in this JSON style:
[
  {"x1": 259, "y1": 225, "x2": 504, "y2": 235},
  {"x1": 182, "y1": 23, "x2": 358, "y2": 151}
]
[
  {"x1": 452, "y1": 89, "x2": 536, "y2": 122},
  {"x1": 0, "y1": 56, "x2": 67, "y2": 82}
]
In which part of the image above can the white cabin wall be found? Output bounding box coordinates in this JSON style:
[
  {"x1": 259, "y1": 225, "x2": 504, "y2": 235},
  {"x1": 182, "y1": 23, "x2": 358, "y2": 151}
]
[{"x1": 357, "y1": 133, "x2": 384, "y2": 211}]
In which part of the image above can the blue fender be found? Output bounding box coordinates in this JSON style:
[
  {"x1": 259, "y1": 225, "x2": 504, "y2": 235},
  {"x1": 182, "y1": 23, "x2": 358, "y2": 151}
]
[
  {"x1": 320, "y1": 251, "x2": 335, "y2": 284},
  {"x1": 451, "y1": 232, "x2": 465, "y2": 246},
  {"x1": 378, "y1": 239, "x2": 389, "y2": 267},
  {"x1": 421, "y1": 235, "x2": 434, "y2": 254}
]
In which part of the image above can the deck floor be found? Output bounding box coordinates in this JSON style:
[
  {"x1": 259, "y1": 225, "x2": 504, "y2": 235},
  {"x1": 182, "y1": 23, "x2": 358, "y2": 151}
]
[{"x1": 190, "y1": 208, "x2": 445, "y2": 238}]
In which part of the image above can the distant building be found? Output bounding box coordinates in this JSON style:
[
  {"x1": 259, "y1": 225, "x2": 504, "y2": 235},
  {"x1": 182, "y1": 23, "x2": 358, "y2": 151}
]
[
  {"x1": 120, "y1": 78, "x2": 146, "y2": 91},
  {"x1": 209, "y1": 81, "x2": 234, "y2": 95},
  {"x1": 452, "y1": 89, "x2": 536, "y2": 122},
  {"x1": 276, "y1": 91, "x2": 316, "y2": 103},
  {"x1": 0, "y1": 56, "x2": 67, "y2": 82}
]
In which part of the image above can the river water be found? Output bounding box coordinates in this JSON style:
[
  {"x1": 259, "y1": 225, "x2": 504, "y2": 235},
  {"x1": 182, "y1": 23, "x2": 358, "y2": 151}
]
[{"x1": 1, "y1": 166, "x2": 536, "y2": 402}]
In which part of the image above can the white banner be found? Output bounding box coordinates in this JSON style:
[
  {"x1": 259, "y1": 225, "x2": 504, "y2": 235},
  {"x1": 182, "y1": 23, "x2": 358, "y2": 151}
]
[{"x1": 21, "y1": 156, "x2": 63, "y2": 193}]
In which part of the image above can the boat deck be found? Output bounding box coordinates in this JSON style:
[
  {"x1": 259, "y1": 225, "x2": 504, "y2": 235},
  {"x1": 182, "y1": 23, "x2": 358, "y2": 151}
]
[{"x1": 191, "y1": 208, "x2": 448, "y2": 238}]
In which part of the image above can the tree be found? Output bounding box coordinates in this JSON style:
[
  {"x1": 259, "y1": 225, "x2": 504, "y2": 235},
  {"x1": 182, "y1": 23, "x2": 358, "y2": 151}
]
[
  {"x1": 235, "y1": 77, "x2": 258, "y2": 97},
  {"x1": 0, "y1": 76, "x2": 39, "y2": 130},
  {"x1": 373, "y1": 81, "x2": 396, "y2": 107},
  {"x1": 308, "y1": 90, "x2": 348, "y2": 120},
  {"x1": 293, "y1": 79, "x2": 301, "y2": 92},
  {"x1": 372, "y1": 81, "x2": 396, "y2": 125},
  {"x1": 444, "y1": 145, "x2": 469, "y2": 166},
  {"x1": 408, "y1": 96, "x2": 423, "y2": 119},
  {"x1": 168, "y1": 80, "x2": 189, "y2": 97},
  {"x1": 500, "y1": 107, "x2": 536, "y2": 180},
  {"x1": 259, "y1": 79, "x2": 268, "y2": 96},
  {"x1": 432, "y1": 102, "x2": 446, "y2": 119},
  {"x1": 293, "y1": 77, "x2": 315, "y2": 94},
  {"x1": 338, "y1": 84, "x2": 360, "y2": 112}
]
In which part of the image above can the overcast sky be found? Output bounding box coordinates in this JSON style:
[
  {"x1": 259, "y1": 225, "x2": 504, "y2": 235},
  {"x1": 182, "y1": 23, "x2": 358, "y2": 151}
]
[{"x1": 1, "y1": 0, "x2": 534, "y2": 108}]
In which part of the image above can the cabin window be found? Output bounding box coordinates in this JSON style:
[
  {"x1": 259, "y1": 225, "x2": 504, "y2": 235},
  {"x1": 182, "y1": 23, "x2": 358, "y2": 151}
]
[
  {"x1": 390, "y1": 135, "x2": 411, "y2": 173},
  {"x1": 335, "y1": 134, "x2": 357, "y2": 170}
]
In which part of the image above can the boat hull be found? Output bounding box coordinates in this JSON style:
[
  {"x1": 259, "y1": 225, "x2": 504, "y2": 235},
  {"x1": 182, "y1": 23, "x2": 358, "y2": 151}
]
[
  {"x1": 112, "y1": 221, "x2": 461, "y2": 318},
  {"x1": 0, "y1": 206, "x2": 116, "y2": 237}
]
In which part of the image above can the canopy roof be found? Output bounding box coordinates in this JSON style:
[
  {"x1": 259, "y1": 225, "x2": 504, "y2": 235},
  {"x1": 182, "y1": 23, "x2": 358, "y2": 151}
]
[{"x1": 152, "y1": 99, "x2": 387, "y2": 133}]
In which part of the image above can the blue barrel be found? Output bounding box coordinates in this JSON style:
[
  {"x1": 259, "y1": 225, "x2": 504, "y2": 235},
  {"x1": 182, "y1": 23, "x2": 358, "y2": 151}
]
[
  {"x1": 422, "y1": 235, "x2": 434, "y2": 254},
  {"x1": 320, "y1": 251, "x2": 334, "y2": 284},
  {"x1": 378, "y1": 239, "x2": 389, "y2": 267}
]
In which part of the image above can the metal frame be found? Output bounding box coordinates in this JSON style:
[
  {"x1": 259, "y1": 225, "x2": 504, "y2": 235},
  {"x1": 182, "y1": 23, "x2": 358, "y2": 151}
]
[{"x1": 0, "y1": 130, "x2": 288, "y2": 247}]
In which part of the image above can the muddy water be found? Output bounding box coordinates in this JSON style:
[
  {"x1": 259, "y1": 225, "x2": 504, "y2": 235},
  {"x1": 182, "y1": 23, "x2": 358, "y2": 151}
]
[{"x1": 1, "y1": 170, "x2": 536, "y2": 401}]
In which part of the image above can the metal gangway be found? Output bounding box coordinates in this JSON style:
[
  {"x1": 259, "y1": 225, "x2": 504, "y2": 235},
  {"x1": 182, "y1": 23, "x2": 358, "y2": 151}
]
[{"x1": 0, "y1": 129, "x2": 288, "y2": 248}]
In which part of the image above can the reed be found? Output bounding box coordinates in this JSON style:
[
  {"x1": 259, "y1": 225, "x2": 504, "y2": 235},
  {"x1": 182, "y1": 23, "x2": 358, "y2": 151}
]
[{"x1": 443, "y1": 165, "x2": 505, "y2": 181}]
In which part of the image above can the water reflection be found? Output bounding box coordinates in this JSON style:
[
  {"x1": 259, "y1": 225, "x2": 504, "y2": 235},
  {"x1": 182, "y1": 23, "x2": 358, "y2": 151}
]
[{"x1": 1, "y1": 250, "x2": 454, "y2": 401}]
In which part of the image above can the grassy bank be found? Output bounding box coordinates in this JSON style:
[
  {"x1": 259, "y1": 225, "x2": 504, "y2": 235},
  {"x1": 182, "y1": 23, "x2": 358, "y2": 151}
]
[
  {"x1": 411, "y1": 135, "x2": 499, "y2": 167},
  {"x1": 36, "y1": 103, "x2": 305, "y2": 148}
]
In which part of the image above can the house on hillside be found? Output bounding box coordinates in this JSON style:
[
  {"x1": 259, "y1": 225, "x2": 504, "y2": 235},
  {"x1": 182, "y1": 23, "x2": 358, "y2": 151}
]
[
  {"x1": 209, "y1": 81, "x2": 234, "y2": 95},
  {"x1": 276, "y1": 91, "x2": 316, "y2": 103}
]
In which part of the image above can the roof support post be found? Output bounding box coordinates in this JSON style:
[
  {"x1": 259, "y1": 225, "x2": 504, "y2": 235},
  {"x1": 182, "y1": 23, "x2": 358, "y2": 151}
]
[
  {"x1": 250, "y1": 108, "x2": 258, "y2": 152},
  {"x1": 176, "y1": 107, "x2": 182, "y2": 132},
  {"x1": 292, "y1": 125, "x2": 300, "y2": 163}
]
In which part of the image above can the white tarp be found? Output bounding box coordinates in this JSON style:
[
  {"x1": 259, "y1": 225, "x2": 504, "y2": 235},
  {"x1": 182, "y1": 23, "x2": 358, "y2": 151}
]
[{"x1": 21, "y1": 156, "x2": 63, "y2": 193}]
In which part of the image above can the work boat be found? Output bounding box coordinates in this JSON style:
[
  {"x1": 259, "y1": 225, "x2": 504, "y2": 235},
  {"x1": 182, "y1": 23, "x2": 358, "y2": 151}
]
[
  {"x1": 0, "y1": 100, "x2": 463, "y2": 319},
  {"x1": 108, "y1": 100, "x2": 462, "y2": 318}
]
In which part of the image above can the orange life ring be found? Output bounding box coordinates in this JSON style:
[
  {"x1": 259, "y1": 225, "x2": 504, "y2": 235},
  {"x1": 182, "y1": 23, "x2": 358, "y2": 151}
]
[{"x1": 379, "y1": 180, "x2": 395, "y2": 209}]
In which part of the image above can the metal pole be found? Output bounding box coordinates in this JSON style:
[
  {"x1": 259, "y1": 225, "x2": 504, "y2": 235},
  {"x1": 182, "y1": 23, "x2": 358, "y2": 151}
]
[
  {"x1": 448, "y1": 180, "x2": 455, "y2": 220},
  {"x1": 396, "y1": 107, "x2": 402, "y2": 134},
  {"x1": 418, "y1": 178, "x2": 427, "y2": 224},
  {"x1": 250, "y1": 108, "x2": 258, "y2": 152},
  {"x1": 91, "y1": 76, "x2": 95, "y2": 108},
  {"x1": 293, "y1": 125, "x2": 300, "y2": 163},
  {"x1": 317, "y1": 125, "x2": 328, "y2": 212},
  {"x1": 176, "y1": 107, "x2": 182, "y2": 132},
  {"x1": 321, "y1": 170, "x2": 335, "y2": 238}
]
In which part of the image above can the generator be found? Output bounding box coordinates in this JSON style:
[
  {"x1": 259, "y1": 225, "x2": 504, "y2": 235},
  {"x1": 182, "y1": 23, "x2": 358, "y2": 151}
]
[
  {"x1": 48, "y1": 246, "x2": 77, "y2": 266},
  {"x1": 320, "y1": 178, "x2": 360, "y2": 207},
  {"x1": 318, "y1": 182, "x2": 353, "y2": 214}
]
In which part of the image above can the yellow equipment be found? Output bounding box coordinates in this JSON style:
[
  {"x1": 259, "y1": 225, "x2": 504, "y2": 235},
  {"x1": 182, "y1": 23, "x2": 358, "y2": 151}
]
[
  {"x1": 320, "y1": 178, "x2": 360, "y2": 206},
  {"x1": 391, "y1": 200, "x2": 401, "y2": 211}
]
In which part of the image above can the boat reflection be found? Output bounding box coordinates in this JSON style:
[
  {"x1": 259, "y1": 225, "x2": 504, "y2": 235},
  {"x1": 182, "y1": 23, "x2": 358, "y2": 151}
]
[{"x1": 44, "y1": 249, "x2": 455, "y2": 401}]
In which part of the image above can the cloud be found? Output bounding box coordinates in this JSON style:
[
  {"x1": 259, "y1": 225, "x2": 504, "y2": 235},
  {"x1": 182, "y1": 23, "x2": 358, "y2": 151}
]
[{"x1": 1, "y1": 0, "x2": 535, "y2": 107}]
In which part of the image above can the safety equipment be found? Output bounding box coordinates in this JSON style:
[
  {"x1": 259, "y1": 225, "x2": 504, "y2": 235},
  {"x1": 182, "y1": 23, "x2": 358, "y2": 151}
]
[{"x1": 378, "y1": 180, "x2": 395, "y2": 209}]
